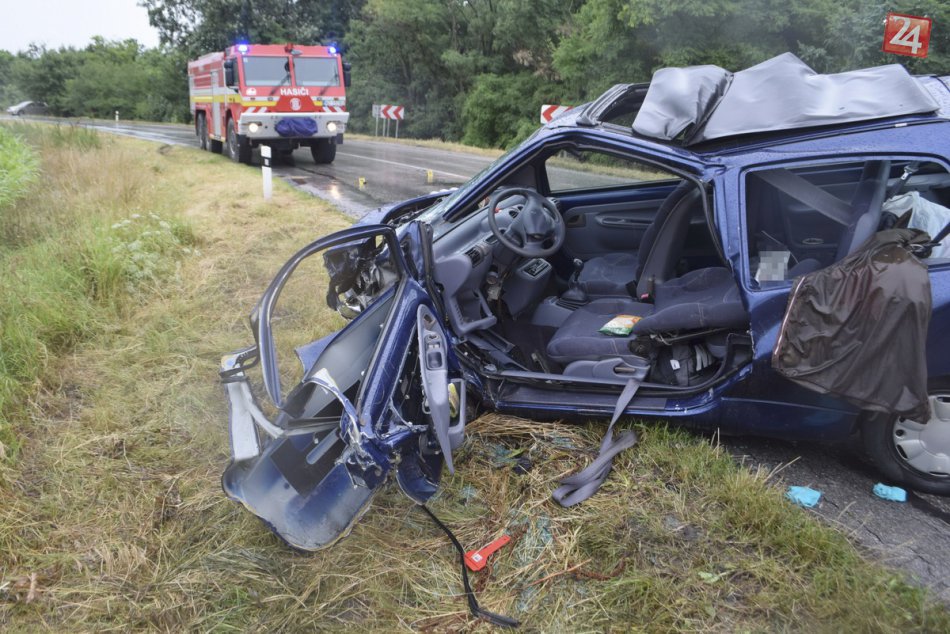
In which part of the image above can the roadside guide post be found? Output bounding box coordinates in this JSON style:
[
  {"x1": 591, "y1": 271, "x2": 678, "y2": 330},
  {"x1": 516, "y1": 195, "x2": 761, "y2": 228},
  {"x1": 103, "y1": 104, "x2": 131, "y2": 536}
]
[
  {"x1": 373, "y1": 104, "x2": 406, "y2": 138},
  {"x1": 261, "y1": 145, "x2": 272, "y2": 200},
  {"x1": 114, "y1": 110, "x2": 119, "y2": 124}
]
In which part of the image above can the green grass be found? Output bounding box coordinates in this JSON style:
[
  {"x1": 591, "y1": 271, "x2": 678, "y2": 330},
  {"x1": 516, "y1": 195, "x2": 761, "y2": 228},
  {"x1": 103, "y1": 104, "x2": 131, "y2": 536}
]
[
  {"x1": 0, "y1": 122, "x2": 194, "y2": 458},
  {"x1": 0, "y1": 126, "x2": 39, "y2": 213},
  {"x1": 0, "y1": 127, "x2": 947, "y2": 631}
]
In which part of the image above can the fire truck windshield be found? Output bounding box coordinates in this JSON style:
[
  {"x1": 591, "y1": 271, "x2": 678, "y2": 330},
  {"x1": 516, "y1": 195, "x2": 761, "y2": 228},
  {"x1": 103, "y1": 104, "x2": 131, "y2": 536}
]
[
  {"x1": 242, "y1": 56, "x2": 290, "y2": 86},
  {"x1": 293, "y1": 58, "x2": 340, "y2": 87}
]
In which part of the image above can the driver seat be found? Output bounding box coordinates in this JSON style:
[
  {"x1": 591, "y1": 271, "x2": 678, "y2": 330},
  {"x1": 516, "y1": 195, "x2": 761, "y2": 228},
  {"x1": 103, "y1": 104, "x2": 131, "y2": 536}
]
[
  {"x1": 576, "y1": 182, "x2": 702, "y2": 298},
  {"x1": 546, "y1": 267, "x2": 749, "y2": 367}
]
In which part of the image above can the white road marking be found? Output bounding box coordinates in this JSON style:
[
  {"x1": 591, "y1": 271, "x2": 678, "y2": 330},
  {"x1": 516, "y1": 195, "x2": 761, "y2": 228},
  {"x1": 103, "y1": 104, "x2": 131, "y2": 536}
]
[{"x1": 336, "y1": 151, "x2": 474, "y2": 180}]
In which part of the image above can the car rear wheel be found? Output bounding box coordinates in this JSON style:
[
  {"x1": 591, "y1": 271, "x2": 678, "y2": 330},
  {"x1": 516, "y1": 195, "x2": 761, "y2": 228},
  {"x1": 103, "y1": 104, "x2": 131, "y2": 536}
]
[
  {"x1": 861, "y1": 378, "x2": 950, "y2": 495},
  {"x1": 310, "y1": 139, "x2": 336, "y2": 164}
]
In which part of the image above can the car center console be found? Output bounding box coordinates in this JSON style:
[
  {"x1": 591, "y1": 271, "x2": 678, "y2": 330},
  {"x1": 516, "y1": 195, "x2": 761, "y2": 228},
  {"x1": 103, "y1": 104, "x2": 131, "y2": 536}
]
[{"x1": 502, "y1": 258, "x2": 552, "y2": 317}]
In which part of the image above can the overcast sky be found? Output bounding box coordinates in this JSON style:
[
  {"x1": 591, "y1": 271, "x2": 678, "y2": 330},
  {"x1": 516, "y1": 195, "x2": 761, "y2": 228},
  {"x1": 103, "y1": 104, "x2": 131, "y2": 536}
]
[{"x1": 0, "y1": 0, "x2": 160, "y2": 54}]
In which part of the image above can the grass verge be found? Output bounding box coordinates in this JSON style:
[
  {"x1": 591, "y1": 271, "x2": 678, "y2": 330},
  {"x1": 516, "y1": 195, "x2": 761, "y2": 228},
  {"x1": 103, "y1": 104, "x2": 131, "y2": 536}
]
[
  {"x1": 0, "y1": 126, "x2": 947, "y2": 631},
  {"x1": 0, "y1": 123, "x2": 194, "y2": 457}
]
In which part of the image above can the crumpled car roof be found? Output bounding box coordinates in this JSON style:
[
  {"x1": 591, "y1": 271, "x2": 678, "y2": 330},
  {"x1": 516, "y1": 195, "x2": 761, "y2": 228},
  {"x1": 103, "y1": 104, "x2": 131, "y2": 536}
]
[{"x1": 632, "y1": 52, "x2": 941, "y2": 146}]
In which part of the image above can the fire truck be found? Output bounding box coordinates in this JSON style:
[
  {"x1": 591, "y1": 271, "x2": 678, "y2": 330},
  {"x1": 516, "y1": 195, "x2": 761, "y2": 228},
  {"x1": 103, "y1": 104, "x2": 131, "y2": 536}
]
[{"x1": 188, "y1": 43, "x2": 350, "y2": 164}]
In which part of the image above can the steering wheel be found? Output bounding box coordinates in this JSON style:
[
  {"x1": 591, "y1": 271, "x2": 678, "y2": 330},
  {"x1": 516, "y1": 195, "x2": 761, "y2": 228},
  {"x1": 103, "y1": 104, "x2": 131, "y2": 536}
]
[{"x1": 486, "y1": 187, "x2": 566, "y2": 258}]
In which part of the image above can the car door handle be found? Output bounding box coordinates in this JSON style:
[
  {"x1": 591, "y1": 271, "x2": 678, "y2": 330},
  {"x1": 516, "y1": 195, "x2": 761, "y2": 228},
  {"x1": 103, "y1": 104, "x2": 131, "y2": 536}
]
[{"x1": 599, "y1": 217, "x2": 647, "y2": 227}]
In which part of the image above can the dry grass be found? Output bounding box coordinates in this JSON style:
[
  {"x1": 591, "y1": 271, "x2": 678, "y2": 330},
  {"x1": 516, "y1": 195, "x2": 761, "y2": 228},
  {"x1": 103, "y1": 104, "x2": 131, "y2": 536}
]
[{"x1": 0, "y1": 128, "x2": 948, "y2": 631}]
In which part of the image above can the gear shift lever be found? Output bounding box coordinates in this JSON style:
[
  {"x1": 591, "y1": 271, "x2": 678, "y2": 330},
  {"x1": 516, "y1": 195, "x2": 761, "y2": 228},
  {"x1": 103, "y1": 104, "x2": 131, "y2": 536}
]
[
  {"x1": 561, "y1": 258, "x2": 588, "y2": 304},
  {"x1": 570, "y1": 258, "x2": 584, "y2": 283}
]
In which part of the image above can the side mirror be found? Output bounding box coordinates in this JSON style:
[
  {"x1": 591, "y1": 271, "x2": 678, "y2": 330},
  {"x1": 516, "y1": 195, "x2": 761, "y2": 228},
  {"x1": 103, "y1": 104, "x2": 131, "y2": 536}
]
[
  {"x1": 224, "y1": 59, "x2": 236, "y2": 87},
  {"x1": 342, "y1": 62, "x2": 351, "y2": 88}
]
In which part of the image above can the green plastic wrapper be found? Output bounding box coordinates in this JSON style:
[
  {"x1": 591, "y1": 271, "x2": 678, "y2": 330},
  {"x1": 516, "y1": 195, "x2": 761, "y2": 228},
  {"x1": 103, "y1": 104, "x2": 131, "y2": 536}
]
[{"x1": 598, "y1": 314, "x2": 642, "y2": 336}]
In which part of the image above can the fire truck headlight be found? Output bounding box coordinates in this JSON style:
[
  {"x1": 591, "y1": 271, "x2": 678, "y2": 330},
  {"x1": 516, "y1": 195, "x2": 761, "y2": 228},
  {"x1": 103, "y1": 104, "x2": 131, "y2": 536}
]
[
  {"x1": 248, "y1": 122, "x2": 260, "y2": 134},
  {"x1": 326, "y1": 121, "x2": 338, "y2": 133}
]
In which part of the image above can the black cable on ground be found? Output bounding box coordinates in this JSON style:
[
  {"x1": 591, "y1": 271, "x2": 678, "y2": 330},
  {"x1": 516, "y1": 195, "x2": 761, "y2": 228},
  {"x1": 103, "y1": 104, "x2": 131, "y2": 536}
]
[{"x1": 419, "y1": 504, "x2": 519, "y2": 629}]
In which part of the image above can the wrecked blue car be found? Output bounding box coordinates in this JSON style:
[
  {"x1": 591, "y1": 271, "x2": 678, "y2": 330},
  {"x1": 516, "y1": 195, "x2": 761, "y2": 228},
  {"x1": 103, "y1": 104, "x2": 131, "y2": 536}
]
[{"x1": 221, "y1": 54, "x2": 950, "y2": 551}]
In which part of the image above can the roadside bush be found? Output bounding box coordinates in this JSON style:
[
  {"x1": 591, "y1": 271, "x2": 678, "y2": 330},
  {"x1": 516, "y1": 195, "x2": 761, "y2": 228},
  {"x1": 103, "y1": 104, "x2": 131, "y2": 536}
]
[
  {"x1": 108, "y1": 212, "x2": 197, "y2": 294},
  {"x1": 462, "y1": 73, "x2": 548, "y2": 149}
]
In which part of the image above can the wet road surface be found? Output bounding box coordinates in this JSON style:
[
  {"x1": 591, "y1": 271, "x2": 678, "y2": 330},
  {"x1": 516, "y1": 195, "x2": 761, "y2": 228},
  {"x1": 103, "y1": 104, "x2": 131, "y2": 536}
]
[
  {"x1": 31, "y1": 115, "x2": 494, "y2": 217},
  {"x1": 9, "y1": 114, "x2": 950, "y2": 605}
]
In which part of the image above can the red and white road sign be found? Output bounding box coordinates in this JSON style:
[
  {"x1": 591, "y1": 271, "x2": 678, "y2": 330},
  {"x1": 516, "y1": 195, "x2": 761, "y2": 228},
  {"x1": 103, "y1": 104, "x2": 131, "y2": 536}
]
[
  {"x1": 540, "y1": 104, "x2": 573, "y2": 123},
  {"x1": 882, "y1": 12, "x2": 932, "y2": 59},
  {"x1": 374, "y1": 104, "x2": 405, "y2": 120}
]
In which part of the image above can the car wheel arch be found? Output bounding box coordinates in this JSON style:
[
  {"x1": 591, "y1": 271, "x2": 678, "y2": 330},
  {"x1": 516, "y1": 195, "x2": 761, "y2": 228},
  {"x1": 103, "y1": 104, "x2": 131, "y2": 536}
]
[{"x1": 861, "y1": 377, "x2": 950, "y2": 495}]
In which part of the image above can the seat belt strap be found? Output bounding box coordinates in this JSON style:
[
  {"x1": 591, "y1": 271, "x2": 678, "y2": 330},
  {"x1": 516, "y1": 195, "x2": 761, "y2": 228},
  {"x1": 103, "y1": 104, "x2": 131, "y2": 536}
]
[
  {"x1": 933, "y1": 220, "x2": 950, "y2": 245},
  {"x1": 552, "y1": 379, "x2": 640, "y2": 507},
  {"x1": 756, "y1": 168, "x2": 853, "y2": 226}
]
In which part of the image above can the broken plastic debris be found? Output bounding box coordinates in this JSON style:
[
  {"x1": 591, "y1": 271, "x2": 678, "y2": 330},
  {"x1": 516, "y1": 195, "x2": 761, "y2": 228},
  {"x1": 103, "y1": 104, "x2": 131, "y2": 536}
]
[
  {"x1": 460, "y1": 485, "x2": 478, "y2": 503},
  {"x1": 465, "y1": 534, "x2": 512, "y2": 572},
  {"x1": 785, "y1": 486, "x2": 821, "y2": 508},
  {"x1": 873, "y1": 483, "x2": 907, "y2": 502}
]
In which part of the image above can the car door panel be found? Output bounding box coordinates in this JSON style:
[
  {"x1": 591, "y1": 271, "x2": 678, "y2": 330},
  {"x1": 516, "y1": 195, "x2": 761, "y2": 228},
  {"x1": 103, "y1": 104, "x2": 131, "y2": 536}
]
[
  {"x1": 556, "y1": 182, "x2": 678, "y2": 261},
  {"x1": 221, "y1": 223, "x2": 451, "y2": 550},
  {"x1": 563, "y1": 200, "x2": 656, "y2": 257}
]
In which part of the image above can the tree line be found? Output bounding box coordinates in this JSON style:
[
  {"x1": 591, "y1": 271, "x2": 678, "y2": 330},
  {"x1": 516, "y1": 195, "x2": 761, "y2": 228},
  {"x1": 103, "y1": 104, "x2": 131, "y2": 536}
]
[{"x1": 2, "y1": 0, "x2": 947, "y2": 148}]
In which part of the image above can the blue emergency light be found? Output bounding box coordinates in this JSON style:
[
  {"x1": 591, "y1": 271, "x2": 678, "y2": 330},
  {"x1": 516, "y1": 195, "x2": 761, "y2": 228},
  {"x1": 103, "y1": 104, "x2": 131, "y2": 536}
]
[
  {"x1": 328, "y1": 45, "x2": 338, "y2": 55},
  {"x1": 237, "y1": 44, "x2": 249, "y2": 53}
]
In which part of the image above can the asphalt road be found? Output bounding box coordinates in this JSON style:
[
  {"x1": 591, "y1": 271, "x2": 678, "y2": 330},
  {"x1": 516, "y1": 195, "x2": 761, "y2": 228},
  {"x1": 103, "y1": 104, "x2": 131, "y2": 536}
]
[
  {"x1": 9, "y1": 114, "x2": 950, "y2": 605},
  {"x1": 70, "y1": 116, "x2": 494, "y2": 218}
]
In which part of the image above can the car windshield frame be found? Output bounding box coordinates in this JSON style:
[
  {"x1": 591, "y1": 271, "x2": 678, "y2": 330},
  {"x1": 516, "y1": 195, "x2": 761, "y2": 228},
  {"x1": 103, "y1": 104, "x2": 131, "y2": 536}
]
[
  {"x1": 415, "y1": 128, "x2": 544, "y2": 232},
  {"x1": 242, "y1": 55, "x2": 291, "y2": 87},
  {"x1": 293, "y1": 57, "x2": 340, "y2": 87}
]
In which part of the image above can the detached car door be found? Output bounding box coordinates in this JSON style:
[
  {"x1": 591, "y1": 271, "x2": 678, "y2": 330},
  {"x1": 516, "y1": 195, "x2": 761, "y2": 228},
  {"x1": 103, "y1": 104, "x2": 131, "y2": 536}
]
[{"x1": 220, "y1": 223, "x2": 463, "y2": 550}]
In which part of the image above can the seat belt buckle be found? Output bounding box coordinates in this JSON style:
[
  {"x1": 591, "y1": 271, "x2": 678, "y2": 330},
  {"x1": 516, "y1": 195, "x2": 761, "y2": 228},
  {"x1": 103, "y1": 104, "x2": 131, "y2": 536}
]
[{"x1": 639, "y1": 276, "x2": 655, "y2": 303}]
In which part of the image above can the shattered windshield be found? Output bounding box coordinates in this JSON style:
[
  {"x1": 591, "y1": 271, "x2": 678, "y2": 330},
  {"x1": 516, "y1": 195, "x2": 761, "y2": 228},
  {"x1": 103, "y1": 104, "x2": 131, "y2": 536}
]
[
  {"x1": 294, "y1": 58, "x2": 340, "y2": 87},
  {"x1": 242, "y1": 56, "x2": 290, "y2": 86}
]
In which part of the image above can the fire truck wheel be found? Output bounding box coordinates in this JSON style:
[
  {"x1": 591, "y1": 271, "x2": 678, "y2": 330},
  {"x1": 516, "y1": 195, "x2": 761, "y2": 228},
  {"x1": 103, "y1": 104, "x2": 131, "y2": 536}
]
[
  {"x1": 310, "y1": 139, "x2": 336, "y2": 164},
  {"x1": 227, "y1": 122, "x2": 251, "y2": 164},
  {"x1": 197, "y1": 115, "x2": 208, "y2": 151}
]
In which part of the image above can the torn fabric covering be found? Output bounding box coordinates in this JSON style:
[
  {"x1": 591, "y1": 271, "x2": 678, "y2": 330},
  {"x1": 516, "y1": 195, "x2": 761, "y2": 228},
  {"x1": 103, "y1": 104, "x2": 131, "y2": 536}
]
[
  {"x1": 772, "y1": 228, "x2": 932, "y2": 422},
  {"x1": 629, "y1": 65, "x2": 730, "y2": 141},
  {"x1": 632, "y1": 53, "x2": 939, "y2": 145},
  {"x1": 275, "y1": 117, "x2": 318, "y2": 137}
]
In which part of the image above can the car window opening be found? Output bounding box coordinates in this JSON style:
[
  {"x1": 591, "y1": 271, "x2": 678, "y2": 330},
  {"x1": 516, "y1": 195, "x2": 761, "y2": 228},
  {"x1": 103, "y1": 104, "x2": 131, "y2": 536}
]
[{"x1": 745, "y1": 159, "x2": 950, "y2": 287}]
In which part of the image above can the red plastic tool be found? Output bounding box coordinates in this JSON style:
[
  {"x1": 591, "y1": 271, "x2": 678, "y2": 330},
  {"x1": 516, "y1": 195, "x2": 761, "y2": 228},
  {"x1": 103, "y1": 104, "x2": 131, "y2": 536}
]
[{"x1": 464, "y1": 534, "x2": 511, "y2": 571}]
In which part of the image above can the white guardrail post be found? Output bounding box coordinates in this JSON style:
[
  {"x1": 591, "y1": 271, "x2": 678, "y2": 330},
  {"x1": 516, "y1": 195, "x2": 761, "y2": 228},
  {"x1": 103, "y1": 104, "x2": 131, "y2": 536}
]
[{"x1": 261, "y1": 145, "x2": 272, "y2": 200}]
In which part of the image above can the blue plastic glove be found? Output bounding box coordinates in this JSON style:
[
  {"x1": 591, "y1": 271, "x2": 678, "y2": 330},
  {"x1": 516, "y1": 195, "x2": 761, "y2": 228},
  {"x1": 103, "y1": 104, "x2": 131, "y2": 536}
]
[
  {"x1": 786, "y1": 486, "x2": 822, "y2": 508},
  {"x1": 873, "y1": 483, "x2": 907, "y2": 502}
]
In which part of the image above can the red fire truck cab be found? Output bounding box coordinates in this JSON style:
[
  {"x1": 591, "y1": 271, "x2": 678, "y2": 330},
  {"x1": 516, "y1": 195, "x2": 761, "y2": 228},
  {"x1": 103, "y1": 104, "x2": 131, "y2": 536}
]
[{"x1": 188, "y1": 43, "x2": 350, "y2": 164}]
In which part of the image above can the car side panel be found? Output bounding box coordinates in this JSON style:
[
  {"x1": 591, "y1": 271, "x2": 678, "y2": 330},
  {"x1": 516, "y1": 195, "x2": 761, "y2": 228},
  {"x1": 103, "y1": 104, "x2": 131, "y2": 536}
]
[{"x1": 928, "y1": 261, "x2": 950, "y2": 379}]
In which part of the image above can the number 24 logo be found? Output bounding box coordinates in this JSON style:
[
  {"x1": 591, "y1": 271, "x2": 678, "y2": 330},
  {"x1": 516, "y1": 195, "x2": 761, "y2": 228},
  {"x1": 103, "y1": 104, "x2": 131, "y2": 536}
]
[{"x1": 883, "y1": 13, "x2": 932, "y2": 59}]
